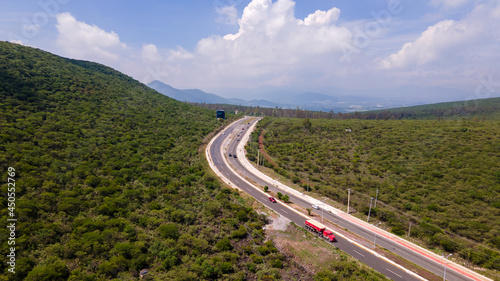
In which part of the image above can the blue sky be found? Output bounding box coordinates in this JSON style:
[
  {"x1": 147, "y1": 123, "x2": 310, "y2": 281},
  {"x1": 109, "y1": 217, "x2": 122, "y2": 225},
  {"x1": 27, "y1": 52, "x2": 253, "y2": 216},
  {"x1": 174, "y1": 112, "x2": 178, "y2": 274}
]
[{"x1": 1, "y1": 0, "x2": 499, "y2": 101}]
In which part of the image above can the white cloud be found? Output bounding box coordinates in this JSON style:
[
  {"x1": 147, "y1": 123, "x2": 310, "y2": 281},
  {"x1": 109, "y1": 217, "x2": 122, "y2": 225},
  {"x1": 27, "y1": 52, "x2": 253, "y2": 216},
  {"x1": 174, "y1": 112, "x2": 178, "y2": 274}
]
[
  {"x1": 379, "y1": 2, "x2": 499, "y2": 70},
  {"x1": 301, "y1": 8, "x2": 340, "y2": 26},
  {"x1": 379, "y1": 19, "x2": 476, "y2": 69},
  {"x1": 188, "y1": 0, "x2": 352, "y2": 87},
  {"x1": 56, "y1": 13, "x2": 127, "y2": 63},
  {"x1": 141, "y1": 44, "x2": 161, "y2": 64},
  {"x1": 216, "y1": 5, "x2": 238, "y2": 25},
  {"x1": 168, "y1": 46, "x2": 195, "y2": 61},
  {"x1": 430, "y1": 0, "x2": 470, "y2": 9},
  {"x1": 9, "y1": 39, "x2": 25, "y2": 45}
]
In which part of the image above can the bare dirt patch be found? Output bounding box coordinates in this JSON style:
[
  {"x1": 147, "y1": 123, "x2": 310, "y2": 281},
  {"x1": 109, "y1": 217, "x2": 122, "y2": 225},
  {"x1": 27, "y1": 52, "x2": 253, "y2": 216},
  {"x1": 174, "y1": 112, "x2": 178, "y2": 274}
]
[
  {"x1": 266, "y1": 223, "x2": 339, "y2": 276},
  {"x1": 264, "y1": 211, "x2": 291, "y2": 231}
]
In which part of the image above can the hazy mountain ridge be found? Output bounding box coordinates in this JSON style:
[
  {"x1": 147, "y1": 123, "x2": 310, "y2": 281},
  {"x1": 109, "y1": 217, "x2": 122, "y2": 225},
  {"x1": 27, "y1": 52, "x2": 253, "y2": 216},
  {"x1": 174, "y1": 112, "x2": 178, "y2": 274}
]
[{"x1": 148, "y1": 80, "x2": 488, "y2": 113}]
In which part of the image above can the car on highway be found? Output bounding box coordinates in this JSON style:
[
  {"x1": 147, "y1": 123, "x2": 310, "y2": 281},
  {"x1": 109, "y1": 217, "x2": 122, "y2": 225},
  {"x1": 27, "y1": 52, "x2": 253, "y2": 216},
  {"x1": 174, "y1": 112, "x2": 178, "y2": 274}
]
[
  {"x1": 228, "y1": 153, "x2": 232, "y2": 157},
  {"x1": 233, "y1": 155, "x2": 237, "y2": 158},
  {"x1": 312, "y1": 204, "x2": 320, "y2": 210},
  {"x1": 269, "y1": 197, "x2": 276, "y2": 203}
]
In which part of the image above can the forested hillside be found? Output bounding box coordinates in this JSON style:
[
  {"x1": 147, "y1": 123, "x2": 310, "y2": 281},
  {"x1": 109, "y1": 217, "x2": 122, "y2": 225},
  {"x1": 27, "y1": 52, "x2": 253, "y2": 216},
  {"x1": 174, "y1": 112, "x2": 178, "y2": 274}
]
[
  {"x1": 248, "y1": 117, "x2": 500, "y2": 271},
  {"x1": 0, "y1": 41, "x2": 300, "y2": 280}
]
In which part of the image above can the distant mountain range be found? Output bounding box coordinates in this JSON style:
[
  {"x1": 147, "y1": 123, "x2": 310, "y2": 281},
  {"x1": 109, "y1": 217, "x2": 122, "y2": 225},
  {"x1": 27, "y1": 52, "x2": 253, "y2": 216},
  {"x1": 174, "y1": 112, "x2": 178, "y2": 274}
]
[
  {"x1": 147, "y1": 80, "x2": 230, "y2": 104},
  {"x1": 147, "y1": 80, "x2": 492, "y2": 113}
]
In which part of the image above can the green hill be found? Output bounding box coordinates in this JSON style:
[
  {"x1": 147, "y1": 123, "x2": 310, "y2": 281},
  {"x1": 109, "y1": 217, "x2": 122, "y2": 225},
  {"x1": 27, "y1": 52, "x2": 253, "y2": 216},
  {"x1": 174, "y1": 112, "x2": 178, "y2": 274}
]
[
  {"x1": 362, "y1": 97, "x2": 500, "y2": 120},
  {"x1": 0, "y1": 41, "x2": 286, "y2": 280}
]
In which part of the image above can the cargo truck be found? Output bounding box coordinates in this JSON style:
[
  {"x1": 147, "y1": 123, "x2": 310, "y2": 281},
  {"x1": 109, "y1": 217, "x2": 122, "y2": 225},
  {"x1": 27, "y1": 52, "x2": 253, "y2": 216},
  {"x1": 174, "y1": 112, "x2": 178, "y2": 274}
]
[{"x1": 305, "y1": 219, "x2": 336, "y2": 242}]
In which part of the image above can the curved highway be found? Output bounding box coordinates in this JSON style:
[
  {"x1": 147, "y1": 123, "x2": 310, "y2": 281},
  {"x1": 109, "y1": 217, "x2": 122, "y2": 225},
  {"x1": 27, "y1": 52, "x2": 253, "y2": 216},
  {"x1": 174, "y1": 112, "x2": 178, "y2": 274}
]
[{"x1": 207, "y1": 117, "x2": 492, "y2": 281}]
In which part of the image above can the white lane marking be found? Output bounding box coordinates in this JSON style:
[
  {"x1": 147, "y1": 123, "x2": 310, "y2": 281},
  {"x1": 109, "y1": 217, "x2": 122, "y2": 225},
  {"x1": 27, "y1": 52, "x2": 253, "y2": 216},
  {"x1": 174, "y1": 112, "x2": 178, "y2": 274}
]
[
  {"x1": 386, "y1": 268, "x2": 402, "y2": 279},
  {"x1": 280, "y1": 209, "x2": 288, "y2": 214},
  {"x1": 353, "y1": 250, "x2": 365, "y2": 257}
]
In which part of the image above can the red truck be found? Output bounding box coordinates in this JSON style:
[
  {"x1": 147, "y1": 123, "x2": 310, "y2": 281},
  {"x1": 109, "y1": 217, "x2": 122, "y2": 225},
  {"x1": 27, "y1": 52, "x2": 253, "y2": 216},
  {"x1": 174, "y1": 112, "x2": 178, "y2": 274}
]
[{"x1": 305, "y1": 219, "x2": 336, "y2": 242}]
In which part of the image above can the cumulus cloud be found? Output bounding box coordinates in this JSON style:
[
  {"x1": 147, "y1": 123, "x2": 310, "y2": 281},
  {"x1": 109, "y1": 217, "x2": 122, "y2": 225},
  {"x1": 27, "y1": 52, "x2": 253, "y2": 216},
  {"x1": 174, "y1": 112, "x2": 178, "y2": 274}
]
[
  {"x1": 300, "y1": 8, "x2": 340, "y2": 26},
  {"x1": 56, "y1": 13, "x2": 127, "y2": 63},
  {"x1": 379, "y1": 1, "x2": 499, "y2": 71},
  {"x1": 190, "y1": 0, "x2": 352, "y2": 87},
  {"x1": 379, "y1": 19, "x2": 477, "y2": 69},
  {"x1": 216, "y1": 5, "x2": 238, "y2": 25},
  {"x1": 141, "y1": 44, "x2": 161, "y2": 64}
]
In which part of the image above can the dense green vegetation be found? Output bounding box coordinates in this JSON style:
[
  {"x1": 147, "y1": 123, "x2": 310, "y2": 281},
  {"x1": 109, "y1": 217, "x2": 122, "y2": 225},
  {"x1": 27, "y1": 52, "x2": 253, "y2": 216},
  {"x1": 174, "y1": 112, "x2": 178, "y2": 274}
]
[
  {"x1": 369, "y1": 97, "x2": 500, "y2": 120},
  {"x1": 0, "y1": 41, "x2": 306, "y2": 280},
  {"x1": 248, "y1": 117, "x2": 500, "y2": 270}
]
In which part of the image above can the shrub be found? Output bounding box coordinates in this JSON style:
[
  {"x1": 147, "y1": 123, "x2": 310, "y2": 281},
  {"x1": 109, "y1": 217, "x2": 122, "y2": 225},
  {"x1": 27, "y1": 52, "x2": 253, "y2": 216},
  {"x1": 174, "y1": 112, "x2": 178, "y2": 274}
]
[
  {"x1": 25, "y1": 258, "x2": 70, "y2": 281},
  {"x1": 250, "y1": 254, "x2": 263, "y2": 264},
  {"x1": 215, "y1": 237, "x2": 233, "y2": 252},
  {"x1": 391, "y1": 225, "x2": 405, "y2": 236},
  {"x1": 271, "y1": 259, "x2": 283, "y2": 268},
  {"x1": 158, "y1": 223, "x2": 180, "y2": 240}
]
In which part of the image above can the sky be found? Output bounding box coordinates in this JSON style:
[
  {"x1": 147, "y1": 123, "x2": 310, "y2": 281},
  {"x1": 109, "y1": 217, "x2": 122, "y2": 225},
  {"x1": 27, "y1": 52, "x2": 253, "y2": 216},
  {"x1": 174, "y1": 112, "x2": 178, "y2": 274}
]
[{"x1": 1, "y1": 0, "x2": 499, "y2": 101}]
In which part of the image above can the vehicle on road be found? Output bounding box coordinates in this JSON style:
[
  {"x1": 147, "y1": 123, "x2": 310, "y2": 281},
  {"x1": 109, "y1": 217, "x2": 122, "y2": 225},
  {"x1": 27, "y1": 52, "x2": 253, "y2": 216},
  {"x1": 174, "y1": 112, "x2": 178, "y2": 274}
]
[
  {"x1": 233, "y1": 155, "x2": 237, "y2": 158},
  {"x1": 269, "y1": 197, "x2": 276, "y2": 203},
  {"x1": 312, "y1": 204, "x2": 319, "y2": 210},
  {"x1": 305, "y1": 219, "x2": 336, "y2": 242},
  {"x1": 229, "y1": 153, "x2": 232, "y2": 157}
]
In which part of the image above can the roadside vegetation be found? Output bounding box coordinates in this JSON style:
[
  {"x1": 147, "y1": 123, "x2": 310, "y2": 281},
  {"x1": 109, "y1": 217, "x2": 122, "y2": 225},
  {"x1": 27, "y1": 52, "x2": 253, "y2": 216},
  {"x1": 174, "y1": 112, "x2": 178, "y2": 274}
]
[
  {"x1": 266, "y1": 223, "x2": 390, "y2": 281},
  {"x1": 248, "y1": 116, "x2": 500, "y2": 272}
]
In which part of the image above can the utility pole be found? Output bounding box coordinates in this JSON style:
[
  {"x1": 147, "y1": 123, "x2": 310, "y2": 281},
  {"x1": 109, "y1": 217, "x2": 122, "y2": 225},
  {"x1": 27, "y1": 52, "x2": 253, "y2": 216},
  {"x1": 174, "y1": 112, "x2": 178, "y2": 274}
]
[
  {"x1": 347, "y1": 189, "x2": 351, "y2": 214},
  {"x1": 374, "y1": 189, "x2": 379, "y2": 208},
  {"x1": 367, "y1": 197, "x2": 374, "y2": 222}
]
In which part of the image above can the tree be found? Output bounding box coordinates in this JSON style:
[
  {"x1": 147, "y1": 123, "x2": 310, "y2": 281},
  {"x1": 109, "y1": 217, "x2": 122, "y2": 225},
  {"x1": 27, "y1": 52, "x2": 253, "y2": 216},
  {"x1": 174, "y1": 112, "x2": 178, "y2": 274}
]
[
  {"x1": 303, "y1": 118, "x2": 312, "y2": 131},
  {"x1": 306, "y1": 208, "x2": 312, "y2": 216},
  {"x1": 277, "y1": 192, "x2": 283, "y2": 200},
  {"x1": 264, "y1": 186, "x2": 269, "y2": 192}
]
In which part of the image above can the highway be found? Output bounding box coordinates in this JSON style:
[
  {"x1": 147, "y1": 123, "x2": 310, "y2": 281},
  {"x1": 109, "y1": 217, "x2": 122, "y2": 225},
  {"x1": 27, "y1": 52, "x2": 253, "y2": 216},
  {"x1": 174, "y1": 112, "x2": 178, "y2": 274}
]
[{"x1": 206, "y1": 117, "x2": 491, "y2": 281}]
